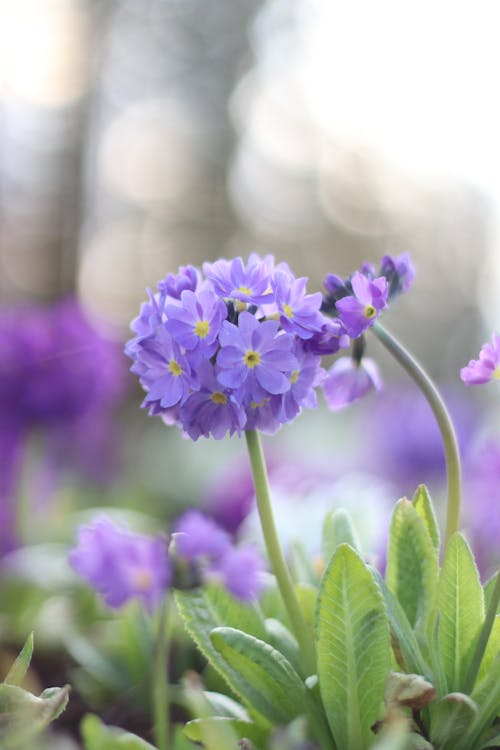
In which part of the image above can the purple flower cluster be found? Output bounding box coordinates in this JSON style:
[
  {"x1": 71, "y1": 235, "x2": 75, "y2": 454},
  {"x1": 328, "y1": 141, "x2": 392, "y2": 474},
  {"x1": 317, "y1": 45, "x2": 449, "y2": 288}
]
[
  {"x1": 460, "y1": 333, "x2": 500, "y2": 385},
  {"x1": 0, "y1": 299, "x2": 126, "y2": 556},
  {"x1": 126, "y1": 253, "x2": 413, "y2": 437},
  {"x1": 69, "y1": 511, "x2": 265, "y2": 609}
]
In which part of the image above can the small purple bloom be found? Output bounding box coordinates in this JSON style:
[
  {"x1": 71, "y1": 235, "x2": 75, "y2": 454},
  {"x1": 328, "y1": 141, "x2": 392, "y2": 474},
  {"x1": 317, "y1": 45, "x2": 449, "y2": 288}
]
[
  {"x1": 173, "y1": 510, "x2": 231, "y2": 560},
  {"x1": 380, "y1": 253, "x2": 415, "y2": 297},
  {"x1": 203, "y1": 256, "x2": 273, "y2": 305},
  {"x1": 304, "y1": 317, "x2": 350, "y2": 356},
  {"x1": 277, "y1": 342, "x2": 325, "y2": 422},
  {"x1": 242, "y1": 393, "x2": 283, "y2": 435},
  {"x1": 157, "y1": 264, "x2": 201, "y2": 299},
  {"x1": 132, "y1": 325, "x2": 195, "y2": 409},
  {"x1": 69, "y1": 517, "x2": 170, "y2": 612},
  {"x1": 323, "y1": 273, "x2": 349, "y2": 298},
  {"x1": 166, "y1": 289, "x2": 227, "y2": 360},
  {"x1": 336, "y1": 272, "x2": 388, "y2": 338},
  {"x1": 217, "y1": 312, "x2": 297, "y2": 397},
  {"x1": 322, "y1": 356, "x2": 382, "y2": 410},
  {"x1": 272, "y1": 271, "x2": 323, "y2": 340},
  {"x1": 212, "y1": 545, "x2": 265, "y2": 602},
  {"x1": 460, "y1": 333, "x2": 500, "y2": 385},
  {"x1": 180, "y1": 362, "x2": 247, "y2": 440}
]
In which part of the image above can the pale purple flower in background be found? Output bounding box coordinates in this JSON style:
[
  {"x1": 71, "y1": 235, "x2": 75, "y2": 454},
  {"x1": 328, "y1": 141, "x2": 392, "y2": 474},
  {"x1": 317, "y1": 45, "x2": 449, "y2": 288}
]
[
  {"x1": 322, "y1": 356, "x2": 382, "y2": 411},
  {"x1": 335, "y1": 272, "x2": 388, "y2": 338},
  {"x1": 213, "y1": 545, "x2": 265, "y2": 602},
  {"x1": 173, "y1": 510, "x2": 231, "y2": 560},
  {"x1": 463, "y1": 439, "x2": 500, "y2": 579},
  {"x1": 69, "y1": 517, "x2": 170, "y2": 612},
  {"x1": 460, "y1": 332, "x2": 500, "y2": 385}
]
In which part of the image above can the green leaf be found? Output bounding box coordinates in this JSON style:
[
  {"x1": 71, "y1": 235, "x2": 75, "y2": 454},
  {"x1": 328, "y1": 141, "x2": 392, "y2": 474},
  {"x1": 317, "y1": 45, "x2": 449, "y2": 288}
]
[
  {"x1": 264, "y1": 618, "x2": 301, "y2": 674},
  {"x1": 437, "y1": 533, "x2": 484, "y2": 692},
  {"x1": 484, "y1": 576, "x2": 500, "y2": 614},
  {"x1": 210, "y1": 627, "x2": 307, "y2": 726},
  {"x1": 322, "y1": 508, "x2": 361, "y2": 567},
  {"x1": 480, "y1": 732, "x2": 500, "y2": 749},
  {"x1": 455, "y1": 653, "x2": 500, "y2": 750},
  {"x1": 477, "y1": 614, "x2": 500, "y2": 685},
  {"x1": 371, "y1": 568, "x2": 430, "y2": 677},
  {"x1": 0, "y1": 682, "x2": 70, "y2": 749},
  {"x1": 81, "y1": 713, "x2": 156, "y2": 749},
  {"x1": 295, "y1": 583, "x2": 318, "y2": 633},
  {"x1": 175, "y1": 585, "x2": 266, "y2": 717},
  {"x1": 202, "y1": 691, "x2": 250, "y2": 720},
  {"x1": 315, "y1": 544, "x2": 391, "y2": 750},
  {"x1": 386, "y1": 499, "x2": 439, "y2": 631},
  {"x1": 412, "y1": 485, "x2": 440, "y2": 552},
  {"x1": 3, "y1": 632, "x2": 34, "y2": 687},
  {"x1": 430, "y1": 692, "x2": 478, "y2": 750},
  {"x1": 184, "y1": 717, "x2": 266, "y2": 747}
]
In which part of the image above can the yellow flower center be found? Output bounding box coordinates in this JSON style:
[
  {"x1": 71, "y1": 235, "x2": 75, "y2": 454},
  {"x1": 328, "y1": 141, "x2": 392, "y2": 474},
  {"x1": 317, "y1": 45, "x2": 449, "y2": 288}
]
[
  {"x1": 194, "y1": 320, "x2": 210, "y2": 338},
  {"x1": 211, "y1": 391, "x2": 228, "y2": 405},
  {"x1": 282, "y1": 303, "x2": 294, "y2": 319},
  {"x1": 250, "y1": 397, "x2": 269, "y2": 409},
  {"x1": 364, "y1": 304, "x2": 377, "y2": 319},
  {"x1": 493, "y1": 366, "x2": 500, "y2": 380},
  {"x1": 290, "y1": 369, "x2": 299, "y2": 384},
  {"x1": 244, "y1": 350, "x2": 261, "y2": 368},
  {"x1": 168, "y1": 359, "x2": 182, "y2": 376},
  {"x1": 238, "y1": 285, "x2": 252, "y2": 297},
  {"x1": 134, "y1": 569, "x2": 152, "y2": 590}
]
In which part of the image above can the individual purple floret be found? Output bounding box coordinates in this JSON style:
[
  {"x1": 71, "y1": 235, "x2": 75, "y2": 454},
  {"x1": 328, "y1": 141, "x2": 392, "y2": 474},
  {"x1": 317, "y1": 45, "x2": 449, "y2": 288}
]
[
  {"x1": 272, "y1": 271, "x2": 324, "y2": 340},
  {"x1": 380, "y1": 252, "x2": 415, "y2": 298},
  {"x1": 180, "y1": 362, "x2": 247, "y2": 440},
  {"x1": 166, "y1": 289, "x2": 227, "y2": 362},
  {"x1": 304, "y1": 317, "x2": 350, "y2": 356},
  {"x1": 69, "y1": 517, "x2": 170, "y2": 612},
  {"x1": 335, "y1": 272, "x2": 388, "y2": 338},
  {"x1": 133, "y1": 326, "x2": 195, "y2": 410},
  {"x1": 460, "y1": 333, "x2": 500, "y2": 385},
  {"x1": 277, "y1": 342, "x2": 325, "y2": 422},
  {"x1": 322, "y1": 356, "x2": 382, "y2": 410},
  {"x1": 158, "y1": 264, "x2": 201, "y2": 299},
  {"x1": 203, "y1": 255, "x2": 273, "y2": 305},
  {"x1": 217, "y1": 312, "x2": 297, "y2": 397}
]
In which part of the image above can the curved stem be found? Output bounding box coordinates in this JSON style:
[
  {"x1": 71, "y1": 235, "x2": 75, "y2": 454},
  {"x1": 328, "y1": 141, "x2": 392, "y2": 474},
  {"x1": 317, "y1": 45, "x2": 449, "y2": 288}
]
[
  {"x1": 371, "y1": 322, "x2": 462, "y2": 549},
  {"x1": 245, "y1": 429, "x2": 317, "y2": 677},
  {"x1": 153, "y1": 596, "x2": 170, "y2": 750}
]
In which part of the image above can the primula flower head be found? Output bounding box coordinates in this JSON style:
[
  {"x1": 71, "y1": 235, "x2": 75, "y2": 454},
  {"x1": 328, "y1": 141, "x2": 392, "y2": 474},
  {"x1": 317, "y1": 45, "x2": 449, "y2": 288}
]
[
  {"x1": 460, "y1": 333, "x2": 500, "y2": 385},
  {"x1": 322, "y1": 356, "x2": 382, "y2": 411},
  {"x1": 69, "y1": 517, "x2": 170, "y2": 612}
]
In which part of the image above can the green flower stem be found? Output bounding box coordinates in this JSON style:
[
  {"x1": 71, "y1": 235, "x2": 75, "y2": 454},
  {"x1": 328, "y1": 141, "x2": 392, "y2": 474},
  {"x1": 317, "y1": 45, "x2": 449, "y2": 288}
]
[
  {"x1": 371, "y1": 322, "x2": 462, "y2": 549},
  {"x1": 245, "y1": 429, "x2": 317, "y2": 677},
  {"x1": 153, "y1": 596, "x2": 170, "y2": 750},
  {"x1": 463, "y1": 569, "x2": 500, "y2": 694}
]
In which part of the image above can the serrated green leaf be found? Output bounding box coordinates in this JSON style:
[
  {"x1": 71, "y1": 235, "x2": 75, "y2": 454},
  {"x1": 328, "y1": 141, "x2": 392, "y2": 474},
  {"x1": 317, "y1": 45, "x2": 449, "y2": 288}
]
[
  {"x1": 210, "y1": 627, "x2": 307, "y2": 726},
  {"x1": 184, "y1": 717, "x2": 266, "y2": 747},
  {"x1": 477, "y1": 614, "x2": 500, "y2": 686},
  {"x1": 3, "y1": 632, "x2": 34, "y2": 687},
  {"x1": 430, "y1": 692, "x2": 478, "y2": 750},
  {"x1": 386, "y1": 499, "x2": 439, "y2": 631},
  {"x1": 175, "y1": 585, "x2": 266, "y2": 720},
  {"x1": 371, "y1": 568, "x2": 430, "y2": 677},
  {"x1": 437, "y1": 533, "x2": 484, "y2": 693},
  {"x1": 412, "y1": 485, "x2": 440, "y2": 552},
  {"x1": 455, "y1": 653, "x2": 500, "y2": 750},
  {"x1": 322, "y1": 509, "x2": 361, "y2": 567},
  {"x1": 81, "y1": 713, "x2": 156, "y2": 749},
  {"x1": 315, "y1": 544, "x2": 391, "y2": 750}
]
